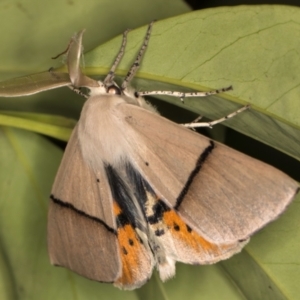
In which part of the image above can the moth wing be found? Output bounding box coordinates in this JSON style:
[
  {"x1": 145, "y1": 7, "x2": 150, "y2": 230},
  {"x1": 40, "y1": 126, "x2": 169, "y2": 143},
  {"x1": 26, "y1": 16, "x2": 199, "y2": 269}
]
[
  {"x1": 118, "y1": 103, "x2": 299, "y2": 244},
  {"x1": 142, "y1": 187, "x2": 249, "y2": 271},
  {"x1": 49, "y1": 125, "x2": 154, "y2": 289},
  {"x1": 48, "y1": 125, "x2": 121, "y2": 283},
  {"x1": 156, "y1": 203, "x2": 250, "y2": 266}
]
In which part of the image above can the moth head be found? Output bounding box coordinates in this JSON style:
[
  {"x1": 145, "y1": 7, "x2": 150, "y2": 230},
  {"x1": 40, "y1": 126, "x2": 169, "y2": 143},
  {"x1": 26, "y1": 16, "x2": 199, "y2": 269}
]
[{"x1": 107, "y1": 84, "x2": 122, "y2": 95}]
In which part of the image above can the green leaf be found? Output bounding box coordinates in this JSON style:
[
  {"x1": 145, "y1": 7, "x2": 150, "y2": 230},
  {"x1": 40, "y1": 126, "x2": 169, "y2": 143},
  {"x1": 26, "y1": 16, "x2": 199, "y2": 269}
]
[
  {"x1": 0, "y1": 111, "x2": 75, "y2": 141},
  {"x1": 0, "y1": 0, "x2": 190, "y2": 80},
  {"x1": 0, "y1": 0, "x2": 190, "y2": 116},
  {"x1": 221, "y1": 195, "x2": 300, "y2": 300},
  {"x1": 0, "y1": 4, "x2": 299, "y2": 300},
  {"x1": 1, "y1": 6, "x2": 299, "y2": 159}
]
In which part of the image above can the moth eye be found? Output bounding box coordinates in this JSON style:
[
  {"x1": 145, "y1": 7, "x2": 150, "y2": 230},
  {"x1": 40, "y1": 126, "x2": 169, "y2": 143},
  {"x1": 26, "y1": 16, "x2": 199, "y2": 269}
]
[{"x1": 107, "y1": 85, "x2": 121, "y2": 95}]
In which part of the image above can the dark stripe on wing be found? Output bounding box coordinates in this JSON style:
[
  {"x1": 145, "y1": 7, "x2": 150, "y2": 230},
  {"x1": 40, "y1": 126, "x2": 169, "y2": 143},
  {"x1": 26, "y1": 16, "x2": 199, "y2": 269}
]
[
  {"x1": 105, "y1": 165, "x2": 145, "y2": 231},
  {"x1": 116, "y1": 211, "x2": 130, "y2": 228},
  {"x1": 125, "y1": 162, "x2": 150, "y2": 208},
  {"x1": 50, "y1": 194, "x2": 117, "y2": 234},
  {"x1": 175, "y1": 140, "x2": 215, "y2": 210},
  {"x1": 125, "y1": 162, "x2": 173, "y2": 228}
]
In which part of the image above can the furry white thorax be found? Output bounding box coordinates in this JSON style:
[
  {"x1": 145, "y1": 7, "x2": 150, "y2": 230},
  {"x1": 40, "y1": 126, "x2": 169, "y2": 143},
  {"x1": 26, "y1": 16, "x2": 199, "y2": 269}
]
[{"x1": 77, "y1": 81, "x2": 156, "y2": 171}]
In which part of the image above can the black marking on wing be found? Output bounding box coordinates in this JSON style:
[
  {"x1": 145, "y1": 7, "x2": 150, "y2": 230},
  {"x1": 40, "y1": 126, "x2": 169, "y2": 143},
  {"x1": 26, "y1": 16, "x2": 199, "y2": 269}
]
[
  {"x1": 155, "y1": 229, "x2": 165, "y2": 236},
  {"x1": 173, "y1": 223, "x2": 180, "y2": 231},
  {"x1": 50, "y1": 195, "x2": 117, "y2": 234},
  {"x1": 105, "y1": 162, "x2": 176, "y2": 241},
  {"x1": 125, "y1": 162, "x2": 149, "y2": 209},
  {"x1": 186, "y1": 224, "x2": 192, "y2": 233},
  {"x1": 105, "y1": 164, "x2": 142, "y2": 229},
  {"x1": 125, "y1": 161, "x2": 166, "y2": 218},
  {"x1": 116, "y1": 211, "x2": 130, "y2": 228},
  {"x1": 147, "y1": 200, "x2": 170, "y2": 225},
  {"x1": 125, "y1": 163, "x2": 174, "y2": 231},
  {"x1": 175, "y1": 140, "x2": 215, "y2": 210}
]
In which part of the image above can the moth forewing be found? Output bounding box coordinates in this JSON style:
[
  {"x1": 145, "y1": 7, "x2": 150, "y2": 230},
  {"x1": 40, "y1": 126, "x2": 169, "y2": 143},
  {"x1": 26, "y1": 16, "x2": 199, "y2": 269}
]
[
  {"x1": 117, "y1": 103, "x2": 299, "y2": 243},
  {"x1": 48, "y1": 126, "x2": 121, "y2": 282}
]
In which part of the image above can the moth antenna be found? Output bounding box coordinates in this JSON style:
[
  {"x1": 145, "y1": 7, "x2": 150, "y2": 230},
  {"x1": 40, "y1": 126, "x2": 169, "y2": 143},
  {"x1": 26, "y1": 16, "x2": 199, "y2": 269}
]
[
  {"x1": 184, "y1": 105, "x2": 250, "y2": 128},
  {"x1": 104, "y1": 29, "x2": 130, "y2": 85},
  {"x1": 121, "y1": 21, "x2": 154, "y2": 90},
  {"x1": 136, "y1": 85, "x2": 233, "y2": 102}
]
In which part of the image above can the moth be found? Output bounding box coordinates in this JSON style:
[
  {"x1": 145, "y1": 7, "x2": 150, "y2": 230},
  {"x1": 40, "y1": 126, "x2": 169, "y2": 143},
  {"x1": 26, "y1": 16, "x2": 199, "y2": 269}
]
[{"x1": 48, "y1": 22, "x2": 299, "y2": 290}]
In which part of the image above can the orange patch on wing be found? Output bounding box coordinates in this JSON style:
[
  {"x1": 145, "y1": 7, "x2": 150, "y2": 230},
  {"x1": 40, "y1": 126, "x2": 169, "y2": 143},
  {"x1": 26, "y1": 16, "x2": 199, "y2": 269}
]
[
  {"x1": 115, "y1": 224, "x2": 144, "y2": 286},
  {"x1": 113, "y1": 201, "x2": 122, "y2": 215},
  {"x1": 163, "y1": 210, "x2": 229, "y2": 256},
  {"x1": 113, "y1": 201, "x2": 151, "y2": 287}
]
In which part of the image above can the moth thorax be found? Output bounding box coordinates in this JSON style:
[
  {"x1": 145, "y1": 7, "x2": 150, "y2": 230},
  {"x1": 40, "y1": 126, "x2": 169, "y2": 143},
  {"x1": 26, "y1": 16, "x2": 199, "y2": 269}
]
[{"x1": 78, "y1": 95, "x2": 131, "y2": 166}]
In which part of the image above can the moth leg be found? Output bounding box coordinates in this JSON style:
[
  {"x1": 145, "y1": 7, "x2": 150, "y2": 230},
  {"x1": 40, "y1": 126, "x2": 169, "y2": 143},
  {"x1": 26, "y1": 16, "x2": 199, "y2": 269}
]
[
  {"x1": 190, "y1": 115, "x2": 203, "y2": 123},
  {"x1": 183, "y1": 115, "x2": 204, "y2": 132},
  {"x1": 121, "y1": 21, "x2": 154, "y2": 90},
  {"x1": 184, "y1": 105, "x2": 250, "y2": 128},
  {"x1": 136, "y1": 85, "x2": 233, "y2": 103},
  {"x1": 68, "y1": 85, "x2": 89, "y2": 98},
  {"x1": 104, "y1": 29, "x2": 130, "y2": 85}
]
